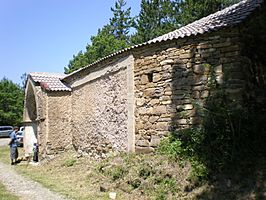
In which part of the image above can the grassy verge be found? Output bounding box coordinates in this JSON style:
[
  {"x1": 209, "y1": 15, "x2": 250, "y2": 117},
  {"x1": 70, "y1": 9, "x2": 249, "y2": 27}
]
[
  {"x1": 0, "y1": 146, "x2": 196, "y2": 200},
  {"x1": 1, "y1": 145, "x2": 264, "y2": 200},
  {"x1": 0, "y1": 182, "x2": 19, "y2": 200}
]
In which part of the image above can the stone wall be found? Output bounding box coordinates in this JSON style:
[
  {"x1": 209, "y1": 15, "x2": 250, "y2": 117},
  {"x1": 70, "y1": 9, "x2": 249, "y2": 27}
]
[
  {"x1": 45, "y1": 91, "x2": 72, "y2": 156},
  {"x1": 70, "y1": 55, "x2": 134, "y2": 157},
  {"x1": 133, "y1": 28, "x2": 244, "y2": 153}
]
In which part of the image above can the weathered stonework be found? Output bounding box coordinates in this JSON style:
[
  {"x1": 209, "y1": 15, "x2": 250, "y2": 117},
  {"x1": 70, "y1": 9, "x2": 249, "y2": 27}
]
[
  {"x1": 45, "y1": 92, "x2": 72, "y2": 156},
  {"x1": 133, "y1": 29, "x2": 244, "y2": 152},
  {"x1": 70, "y1": 55, "x2": 134, "y2": 157}
]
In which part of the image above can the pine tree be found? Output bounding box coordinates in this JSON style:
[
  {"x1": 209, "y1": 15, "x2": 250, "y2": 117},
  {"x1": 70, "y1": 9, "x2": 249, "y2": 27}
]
[
  {"x1": 65, "y1": 0, "x2": 133, "y2": 74},
  {"x1": 131, "y1": 0, "x2": 181, "y2": 44},
  {"x1": 110, "y1": 0, "x2": 134, "y2": 41},
  {"x1": 179, "y1": 0, "x2": 241, "y2": 25}
]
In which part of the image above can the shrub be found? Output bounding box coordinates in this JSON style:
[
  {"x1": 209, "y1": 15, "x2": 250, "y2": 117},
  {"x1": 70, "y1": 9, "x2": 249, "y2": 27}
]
[{"x1": 62, "y1": 158, "x2": 76, "y2": 167}]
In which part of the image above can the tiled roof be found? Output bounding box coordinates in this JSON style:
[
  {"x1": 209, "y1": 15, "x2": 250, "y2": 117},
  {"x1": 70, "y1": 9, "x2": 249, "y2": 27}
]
[
  {"x1": 148, "y1": 0, "x2": 264, "y2": 43},
  {"x1": 63, "y1": 0, "x2": 264, "y2": 81},
  {"x1": 29, "y1": 72, "x2": 71, "y2": 91}
]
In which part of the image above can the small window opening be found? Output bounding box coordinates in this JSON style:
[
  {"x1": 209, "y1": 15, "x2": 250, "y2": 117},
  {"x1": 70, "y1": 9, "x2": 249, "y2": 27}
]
[{"x1": 147, "y1": 73, "x2": 153, "y2": 82}]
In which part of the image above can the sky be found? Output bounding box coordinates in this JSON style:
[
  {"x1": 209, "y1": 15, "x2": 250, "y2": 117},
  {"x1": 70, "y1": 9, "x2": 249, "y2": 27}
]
[{"x1": 0, "y1": 0, "x2": 140, "y2": 86}]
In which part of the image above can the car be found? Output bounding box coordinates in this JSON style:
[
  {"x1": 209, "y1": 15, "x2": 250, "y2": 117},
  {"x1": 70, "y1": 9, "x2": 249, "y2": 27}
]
[
  {"x1": 17, "y1": 127, "x2": 24, "y2": 147},
  {"x1": 0, "y1": 126, "x2": 13, "y2": 137}
]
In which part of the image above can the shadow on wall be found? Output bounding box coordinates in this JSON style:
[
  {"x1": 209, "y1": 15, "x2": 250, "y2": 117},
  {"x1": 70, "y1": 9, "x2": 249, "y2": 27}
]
[{"x1": 168, "y1": 9, "x2": 266, "y2": 199}]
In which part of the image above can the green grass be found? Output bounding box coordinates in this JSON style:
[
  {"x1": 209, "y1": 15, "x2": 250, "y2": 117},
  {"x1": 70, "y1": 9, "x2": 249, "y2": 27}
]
[
  {"x1": 0, "y1": 145, "x2": 11, "y2": 164},
  {"x1": 1, "y1": 145, "x2": 264, "y2": 200},
  {"x1": 0, "y1": 182, "x2": 19, "y2": 200}
]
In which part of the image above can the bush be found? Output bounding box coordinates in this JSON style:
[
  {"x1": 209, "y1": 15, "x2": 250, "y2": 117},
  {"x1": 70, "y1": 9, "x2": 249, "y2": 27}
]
[
  {"x1": 158, "y1": 87, "x2": 266, "y2": 182},
  {"x1": 62, "y1": 159, "x2": 76, "y2": 167}
]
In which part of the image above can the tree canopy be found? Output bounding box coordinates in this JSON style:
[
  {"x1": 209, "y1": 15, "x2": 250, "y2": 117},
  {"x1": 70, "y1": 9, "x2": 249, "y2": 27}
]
[
  {"x1": 0, "y1": 78, "x2": 24, "y2": 126},
  {"x1": 65, "y1": 0, "x2": 240, "y2": 74},
  {"x1": 65, "y1": 0, "x2": 133, "y2": 74}
]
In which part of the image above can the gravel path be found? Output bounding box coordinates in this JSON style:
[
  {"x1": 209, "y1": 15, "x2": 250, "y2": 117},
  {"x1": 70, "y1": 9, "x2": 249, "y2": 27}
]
[
  {"x1": 0, "y1": 138, "x2": 9, "y2": 146},
  {"x1": 0, "y1": 162, "x2": 69, "y2": 200}
]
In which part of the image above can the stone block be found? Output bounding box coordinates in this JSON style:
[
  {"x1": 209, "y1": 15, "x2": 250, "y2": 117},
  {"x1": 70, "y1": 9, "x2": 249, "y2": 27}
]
[
  {"x1": 153, "y1": 105, "x2": 167, "y2": 115},
  {"x1": 155, "y1": 122, "x2": 169, "y2": 131},
  {"x1": 193, "y1": 75, "x2": 208, "y2": 85},
  {"x1": 135, "y1": 122, "x2": 144, "y2": 130},
  {"x1": 158, "y1": 117, "x2": 171, "y2": 122},
  {"x1": 160, "y1": 96, "x2": 171, "y2": 101},
  {"x1": 144, "y1": 88, "x2": 155, "y2": 96},
  {"x1": 136, "y1": 98, "x2": 146, "y2": 106},
  {"x1": 164, "y1": 91, "x2": 172, "y2": 96},
  {"x1": 180, "y1": 52, "x2": 194, "y2": 59},
  {"x1": 186, "y1": 62, "x2": 193, "y2": 68},
  {"x1": 152, "y1": 88, "x2": 164, "y2": 97},
  {"x1": 149, "y1": 116, "x2": 160, "y2": 123},
  {"x1": 192, "y1": 91, "x2": 200, "y2": 98},
  {"x1": 150, "y1": 136, "x2": 162, "y2": 147},
  {"x1": 197, "y1": 42, "x2": 212, "y2": 49},
  {"x1": 135, "y1": 146, "x2": 155, "y2": 153},
  {"x1": 201, "y1": 90, "x2": 210, "y2": 98},
  {"x1": 214, "y1": 65, "x2": 223, "y2": 74},
  {"x1": 162, "y1": 65, "x2": 172, "y2": 71},
  {"x1": 183, "y1": 104, "x2": 193, "y2": 110},
  {"x1": 177, "y1": 119, "x2": 188, "y2": 125},
  {"x1": 153, "y1": 73, "x2": 162, "y2": 82},
  {"x1": 141, "y1": 74, "x2": 149, "y2": 84},
  {"x1": 148, "y1": 99, "x2": 160, "y2": 106},
  {"x1": 162, "y1": 100, "x2": 172, "y2": 105},
  {"x1": 161, "y1": 72, "x2": 172, "y2": 80},
  {"x1": 193, "y1": 64, "x2": 210, "y2": 75},
  {"x1": 160, "y1": 59, "x2": 174, "y2": 66},
  {"x1": 136, "y1": 139, "x2": 149, "y2": 147},
  {"x1": 216, "y1": 74, "x2": 224, "y2": 84}
]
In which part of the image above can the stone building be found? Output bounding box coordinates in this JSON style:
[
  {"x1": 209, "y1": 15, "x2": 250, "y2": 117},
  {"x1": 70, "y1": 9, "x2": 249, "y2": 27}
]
[{"x1": 23, "y1": 0, "x2": 266, "y2": 159}]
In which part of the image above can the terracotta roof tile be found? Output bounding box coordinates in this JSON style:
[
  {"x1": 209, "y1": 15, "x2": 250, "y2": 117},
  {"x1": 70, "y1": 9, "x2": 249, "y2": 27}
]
[
  {"x1": 29, "y1": 72, "x2": 71, "y2": 91},
  {"x1": 149, "y1": 0, "x2": 263, "y2": 43}
]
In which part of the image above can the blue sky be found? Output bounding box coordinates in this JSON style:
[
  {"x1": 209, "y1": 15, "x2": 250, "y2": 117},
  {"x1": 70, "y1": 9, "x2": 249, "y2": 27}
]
[{"x1": 0, "y1": 0, "x2": 140, "y2": 86}]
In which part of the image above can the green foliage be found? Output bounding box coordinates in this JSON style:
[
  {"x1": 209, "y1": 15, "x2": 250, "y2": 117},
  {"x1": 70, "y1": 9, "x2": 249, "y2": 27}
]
[
  {"x1": 65, "y1": 0, "x2": 133, "y2": 74},
  {"x1": 110, "y1": 0, "x2": 135, "y2": 41},
  {"x1": 159, "y1": 86, "x2": 266, "y2": 183},
  {"x1": 0, "y1": 77, "x2": 24, "y2": 126},
  {"x1": 106, "y1": 165, "x2": 128, "y2": 181},
  {"x1": 62, "y1": 158, "x2": 76, "y2": 167},
  {"x1": 131, "y1": 0, "x2": 181, "y2": 44},
  {"x1": 158, "y1": 135, "x2": 183, "y2": 160},
  {"x1": 179, "y1": 0, "x2": 241, "y2": 25}
]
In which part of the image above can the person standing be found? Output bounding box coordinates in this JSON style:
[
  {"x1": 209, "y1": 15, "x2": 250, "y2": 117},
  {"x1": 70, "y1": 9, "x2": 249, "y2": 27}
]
[{"x1": 9, "y1": 126, "x2": 19, "y2": 165}]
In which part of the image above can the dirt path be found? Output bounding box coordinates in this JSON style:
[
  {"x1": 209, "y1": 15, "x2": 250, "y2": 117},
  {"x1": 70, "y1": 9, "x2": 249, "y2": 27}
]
[
  {"x1": 0, "y1": 138, "x2": 9, "y2": 146},
  {"x1": 0, "y1": 139, "x2": 69, "y2": 200}
]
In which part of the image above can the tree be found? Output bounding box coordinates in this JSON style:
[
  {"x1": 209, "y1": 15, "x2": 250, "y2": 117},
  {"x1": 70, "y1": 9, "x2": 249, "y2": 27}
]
[
  {"x1": 65, "y1": 25, "x2": 129, "y2": 74},
  {"x1": 65, "y1": 51, "x2": 89, "y2": 74},
  {"x1": 179, "y1": 0, "x2": 241, "y2": 25},
  {"x1": 131, "y1": 0, "x2": 182, "y2": 44},
  {"x1": 20, "y1": 73, "x2": 27, "y2": 90},
  {"x1": 65, "y1": 0, "x2": 133, "y2": 74},
  {"x1": 110, "y1": 0, "x2": 134, "y2": 41},
  {"x1": 0, "y1": 78, "x2": 24, "y2": 126}
]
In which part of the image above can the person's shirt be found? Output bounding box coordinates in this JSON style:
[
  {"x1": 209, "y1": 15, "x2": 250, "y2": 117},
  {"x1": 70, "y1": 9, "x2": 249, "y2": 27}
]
[{"x1": 9, "y1": 131, "x2": 17, "y2": 148}]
